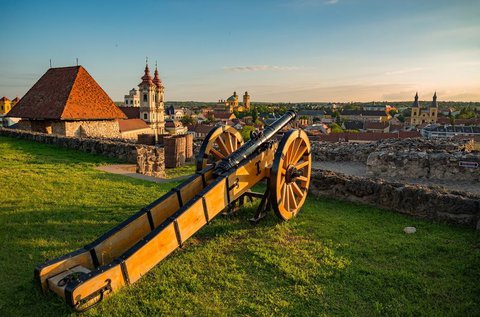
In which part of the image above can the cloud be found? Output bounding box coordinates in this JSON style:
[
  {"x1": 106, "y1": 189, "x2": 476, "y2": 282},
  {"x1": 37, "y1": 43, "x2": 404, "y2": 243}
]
[
  {"x1": 324, "y1": 0, "x2": 338, "y2": 4},
  {"x1": 223, "y1": 65, "x2": 302, "y2": 72},
  {"x1": 384, "y1": 67, "x2": 424, "y2": 75}
]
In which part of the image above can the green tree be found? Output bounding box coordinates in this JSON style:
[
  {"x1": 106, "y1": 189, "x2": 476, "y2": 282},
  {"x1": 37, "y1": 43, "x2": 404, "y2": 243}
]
[
  {"x1": 240, "y1": 125, "x2": 256, "y2": 141},
  {"x1": 329, "y1": 122, "x2": 344, "y2": 133},
  {"x1": 180, "y1": 115, "x2": 195, "y2": 126},
  {"x1": 252, "y1": 107, "x2": 259, "y2": 122}
]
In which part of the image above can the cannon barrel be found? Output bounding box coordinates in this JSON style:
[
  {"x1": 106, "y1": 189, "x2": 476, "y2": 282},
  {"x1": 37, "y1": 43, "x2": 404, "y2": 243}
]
[{"x1": 214, "y1": 110, "x2": 297, "y2": 175}]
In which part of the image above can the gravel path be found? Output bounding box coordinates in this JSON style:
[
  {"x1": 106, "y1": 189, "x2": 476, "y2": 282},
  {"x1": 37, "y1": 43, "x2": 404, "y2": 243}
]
[{"x1": 312, "y1": 161, "x2": 480, "y2": 195}]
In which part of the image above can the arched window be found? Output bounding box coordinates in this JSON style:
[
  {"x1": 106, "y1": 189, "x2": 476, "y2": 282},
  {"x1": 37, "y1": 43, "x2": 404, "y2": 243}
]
[{"x1": 143, "y1": 94, "x2": 147, "y2": 102}]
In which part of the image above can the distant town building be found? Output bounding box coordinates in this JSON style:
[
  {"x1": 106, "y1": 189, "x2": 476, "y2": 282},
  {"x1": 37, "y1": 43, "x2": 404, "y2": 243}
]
[
  {"x1": 165, "y1": 119, "x2": 188, "y2": 135},
  {"x1": 421, "y1": 124, "x2": 480, "y2": 138},
  {"x1": 118, "y1": 118, "x2": 153, "y2": 140},
  {"x1": 7, "y1": 66, "x2": 126, "y2": 138},
  {"x1": 298, "y1": 110, "x2": 325, "y2": 125},
  {"x1": 165, "y1": 105, "x2": 185, "y2": 120},
  {"x1": 0, "y1": 97, "x2": 12, "y2": 115},
  {"x1": 123, "y1": 88, "x2": 140, "y2": 107},
  {"x1": 215, "y1": 91, "x2": 251, "y2": 113},
  {"x1": 340, "y1": 110, "x2": 389, "y2": 122},
  {"x1": 410, "y1": 92, "x2": 438, "y2": 126}
]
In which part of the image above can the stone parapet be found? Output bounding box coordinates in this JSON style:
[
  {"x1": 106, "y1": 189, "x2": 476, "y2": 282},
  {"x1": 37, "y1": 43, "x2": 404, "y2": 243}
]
[
  {"x1": 310, "y1": 169, "x2": 480, "y2": 230},
  {"x1": 0, "y1": 127, "x2": 165, "y2": 178}
]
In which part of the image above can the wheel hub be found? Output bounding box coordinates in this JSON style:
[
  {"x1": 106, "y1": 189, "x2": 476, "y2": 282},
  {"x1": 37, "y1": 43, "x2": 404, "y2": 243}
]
[{"x1": 286, "y1": 165, "x2": 302, "y2": 183}]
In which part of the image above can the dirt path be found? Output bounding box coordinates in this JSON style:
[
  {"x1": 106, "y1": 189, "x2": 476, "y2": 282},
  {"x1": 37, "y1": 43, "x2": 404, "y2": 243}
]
[{"x1": 95, "y1": 164, "x2": 189, "y2": 183}]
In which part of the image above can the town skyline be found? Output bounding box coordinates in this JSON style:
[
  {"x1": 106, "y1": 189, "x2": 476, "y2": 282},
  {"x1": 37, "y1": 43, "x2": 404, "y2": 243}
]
[{"x1": 1, "y1": 0, "x2": 479, "y2": 102}]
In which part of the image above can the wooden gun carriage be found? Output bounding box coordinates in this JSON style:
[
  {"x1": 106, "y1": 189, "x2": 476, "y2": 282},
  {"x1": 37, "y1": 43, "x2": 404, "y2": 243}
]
[{"x1": 34, "y1": 110, "x2": 312, "y2": 312}]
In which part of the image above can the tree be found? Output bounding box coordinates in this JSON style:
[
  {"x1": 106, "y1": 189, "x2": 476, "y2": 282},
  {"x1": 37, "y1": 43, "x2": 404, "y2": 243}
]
[
  {"x1": 389, "y1": 109, "x2": 397, "y2": 117},
  {"x1": 329, "y1": 122, "x2": 344, "y2": 133},
  {"x1": 180, "y1": 115, "x2": 195, "y2": 126},
  {"x1": 252, "y1": 107, "x2": 259, "y2": 123},
  {"x1": 240, "y1": 125, "x2": 256, "y2": 141}
]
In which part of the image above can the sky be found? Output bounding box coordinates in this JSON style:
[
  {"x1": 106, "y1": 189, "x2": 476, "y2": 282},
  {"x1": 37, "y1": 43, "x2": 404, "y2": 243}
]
[{"x1": 0, "y1": 0, "x2": 479, "y2": 102}]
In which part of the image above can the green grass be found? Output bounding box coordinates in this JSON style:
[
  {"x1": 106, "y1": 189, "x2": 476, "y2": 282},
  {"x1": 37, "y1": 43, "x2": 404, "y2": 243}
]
[
  {"x1": 0, "y1": 136, "x2": 479, "y2": 317},
  {"x1": 165, "y1": 163, "x2": 196, "y2": 179}
]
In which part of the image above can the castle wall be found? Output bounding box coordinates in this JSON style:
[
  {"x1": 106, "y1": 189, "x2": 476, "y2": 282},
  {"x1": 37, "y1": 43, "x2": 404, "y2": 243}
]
[
  {"x1": 0, "y1": 127, "x2": 165, "y2": 178},
  {"x1": 310, "y1": 169, "x2": 480, "y2": 230}
]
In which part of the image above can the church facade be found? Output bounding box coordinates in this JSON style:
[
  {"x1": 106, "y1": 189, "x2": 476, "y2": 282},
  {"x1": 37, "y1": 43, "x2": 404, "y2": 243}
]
[
  {"x1": 138, "y1": 63, "x2": 165, "y2": 135},
  {"x1": 410, "y1": 92, "x2": 438, "y2": 126},
  {"x1": 216, "y1": 91, "x2": 251, "y2": 113}
]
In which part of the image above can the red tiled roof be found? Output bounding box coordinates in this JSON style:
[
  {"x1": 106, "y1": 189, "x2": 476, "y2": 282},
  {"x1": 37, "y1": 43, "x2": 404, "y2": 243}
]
[
  {"x1": 0, "y1": 96, "x2": 10, "y2": 102},
  {"x1": 118, "y1": 119, "x2": 150, "y2": 132},
  {"x1": 7, "y1": 66, "x2": 126, "y2": 120},
  {"x1": 190, "y1": 124, "x2": 214, "y2": 134},
  {"x1": 119, "y1": 106, "x2": 140, "y2": 119},
  {"x1": 213, "y1": 111, "x2": 236, "y2": 120},
  {"x1": 364, "y1": 121, "x2": 388, "y2": 130}
]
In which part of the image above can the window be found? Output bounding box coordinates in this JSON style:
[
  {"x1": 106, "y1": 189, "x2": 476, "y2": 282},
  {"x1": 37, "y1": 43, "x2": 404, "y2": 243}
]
[
  {"x1": 432, "y1": 111, "x2": 435, "y2": 116},
  {"x1": 144, "y1": 113, "x2": 147, "y2": 120},
  {"x1": 413, "y1": 111, "x2": 416, "y2": 116},
  {"x1": 143, "y1": 94, "x2": 147, "y2": 102}
]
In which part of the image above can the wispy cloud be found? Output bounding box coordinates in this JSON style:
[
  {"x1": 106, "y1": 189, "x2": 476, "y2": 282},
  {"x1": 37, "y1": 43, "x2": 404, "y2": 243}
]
[
  {"x1": 385, "y1": 67, "x2": 424, "y2": 75},
  {"x1": 223, "y1": 65, "x2": 302, "y2": 72},
  {"x1": 324, "y1": 0, "x2": 338, "y2": 5}
]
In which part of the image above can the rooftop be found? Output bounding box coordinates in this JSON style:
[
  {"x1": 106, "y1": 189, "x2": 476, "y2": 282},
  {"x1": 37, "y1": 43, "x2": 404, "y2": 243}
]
[{"x1": 7, "y1": 66, "x2": 126, "y2": 120}]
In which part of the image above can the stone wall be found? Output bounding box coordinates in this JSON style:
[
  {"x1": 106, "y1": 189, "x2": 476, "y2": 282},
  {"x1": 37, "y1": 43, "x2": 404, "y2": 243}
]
[
  {"x1": 312, "y1": 138, "x2": 474, "y2": 162},
  {"x1": 0, "y1": 127, "x2": 165, "y2": 178},
  {"x1": 367, "y1": 150, "x2": 480, "y2": 181},
  {"x1": 64, "y1": 120, "x2": 120, "y2": 138},
  {"x1": 136, "y1": 146, "x2": 166, "y2": 177},
  {"x1": 310, "y1": 169, "x2": 480, "y2": 230}
]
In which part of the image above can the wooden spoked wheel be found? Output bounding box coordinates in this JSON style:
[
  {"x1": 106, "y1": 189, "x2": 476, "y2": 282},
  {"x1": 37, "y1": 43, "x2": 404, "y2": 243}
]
[
  {"x1": 196, "y1": 125, "x2": 244, "y2": 171},
  {"x1": 270, "y1": 129, "x2": 311, "y2": 220}
]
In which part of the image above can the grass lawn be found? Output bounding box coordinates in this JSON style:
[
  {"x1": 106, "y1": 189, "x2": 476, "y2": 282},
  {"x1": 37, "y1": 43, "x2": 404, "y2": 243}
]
[
  {"x1": 165, "y1": 163, "x2": 196, "y2": 179},
  {"x1": 0, "y1": 136, "x2": 479, "y2": 317}
]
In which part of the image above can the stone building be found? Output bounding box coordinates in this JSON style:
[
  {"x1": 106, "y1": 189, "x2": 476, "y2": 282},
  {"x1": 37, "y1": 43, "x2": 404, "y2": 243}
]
[
  {"x1": 138, "y1": 63, "x2": 165, "y2": 136},
  {"x1": 410, "y1": 92, "x2": 438, "y2": 126},
  {"x1": 7, "y1": 66, "x2": 126, "y2": 138}
]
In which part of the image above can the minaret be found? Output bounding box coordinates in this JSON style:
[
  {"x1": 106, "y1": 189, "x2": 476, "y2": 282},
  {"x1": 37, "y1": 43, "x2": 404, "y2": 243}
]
[
  {"x1": 429, "y1": 91, "x2": 438, "y2": 123},
  {"x1": 410, "y1": 92, "x2": 420, "y2": 125},
  {"x1": 138, "y1": 61, "x2": 158, "y2": 137},
  {"x1": 153, "y1": 62, "x2": 165, "y2": 135},
  {"x1": 243, "y1": 91, "x2": 250, "y2": 111}
]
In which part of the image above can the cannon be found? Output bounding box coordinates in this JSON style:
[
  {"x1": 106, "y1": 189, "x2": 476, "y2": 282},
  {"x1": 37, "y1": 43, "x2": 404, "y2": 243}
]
[{"x1": 34, "y1": 110, "x2": 312, "y2": 312}]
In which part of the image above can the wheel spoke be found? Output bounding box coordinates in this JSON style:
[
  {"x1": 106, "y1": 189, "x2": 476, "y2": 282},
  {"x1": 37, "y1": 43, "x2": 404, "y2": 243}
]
[
  {"x1": 281, "y1": 183, "x2": 287, "y2": 208},
  {"x1": 210, "y1": 148, "x2": 225, "y2": 160},
  {"x1": 216, "y1": 135, "x2": 229, "y2": 155},
  {"x1": 289, "y1": 185, "x2": 298, "y2": 209},
  {"x1": 297, "y1": 175, "x2": 308, "y2": 182},
  {"x1": 289, "y1": 139, "x2": 301, "y2": 165},
  {"x1": 291, "y1": 145, "x2": 307, "y2": 166},
  {"x1": 226, "y1": 133, "x2": 234, "y2": 153},
  {"x1": 295, "y1": 160, "x2": 309, "y2": 170},
  {"x1": 285, "y1": 184, "x2": 290, "y2": 211},
  {"x1": 291, "y1": 182, "x2": 304, "y2": 198}
]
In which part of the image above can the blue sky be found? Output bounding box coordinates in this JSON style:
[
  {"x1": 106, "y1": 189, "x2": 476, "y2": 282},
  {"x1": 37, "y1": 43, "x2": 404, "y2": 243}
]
[{"x1": 1, "y1": 0, "x2": 479, "y2": 102}]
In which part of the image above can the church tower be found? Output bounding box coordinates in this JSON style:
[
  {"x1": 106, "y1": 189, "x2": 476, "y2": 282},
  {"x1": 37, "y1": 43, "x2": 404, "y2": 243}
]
[
  {"x1": 429, "y1": 92, "x2": 438, "y2": 123},
  {"x1": 243, "y1": 91, "x2": 250, "y2": 111},
  {"x1": 153, "y1": 63, "x2": 165, "y2": 134},
  {"x1": 410, "y1": 92, "x2": 420, "y2": 125},
  {"x1": 138, "y1": 61, "x2": 165, "y2": 138}
]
